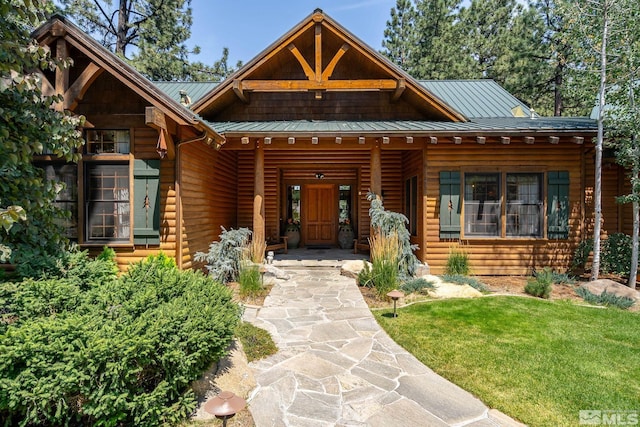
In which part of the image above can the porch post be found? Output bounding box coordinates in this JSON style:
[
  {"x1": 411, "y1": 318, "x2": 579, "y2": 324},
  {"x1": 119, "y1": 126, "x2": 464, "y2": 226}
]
[
  {"x1": 253, "y1": 141, "x2": 265, "y2": 243},
  {"x1": 371, "y1": 142, "x2": 382, "y2": 196}
]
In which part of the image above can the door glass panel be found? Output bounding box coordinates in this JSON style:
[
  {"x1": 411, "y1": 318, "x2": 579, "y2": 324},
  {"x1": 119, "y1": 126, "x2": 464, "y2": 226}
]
[
  {"x1": 286, "y1": 185, "x2": 301, "y2": 231},
  {"x1": 339, "y1": 185, "x2": 351, "y2": 226}
]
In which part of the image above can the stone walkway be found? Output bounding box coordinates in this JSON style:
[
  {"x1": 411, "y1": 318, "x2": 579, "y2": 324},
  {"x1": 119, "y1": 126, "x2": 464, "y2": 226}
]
[{"x1": 242, "y1": 264, "x2": 525, "y2": 427}]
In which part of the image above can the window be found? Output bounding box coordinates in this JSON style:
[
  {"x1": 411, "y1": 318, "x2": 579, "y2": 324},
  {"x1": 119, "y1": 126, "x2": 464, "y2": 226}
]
[
  {"x1": 464, "y1": 173, "x2": 500, "y2": 237},
  {"x1": 506, "y1": 174, "x2": 543, "y2": 237},
  {"x1": 85, "y1": 163, "x2": 130, "y2": 242},
  {"x1": 86, "y1": 130, "x2": 130, "y2": 154},
  {"x1": 40, "y1": 163, "x2": 78, "y2": 238},
  {"x1": 405, "y1": 176, "x2": 418, "y2": 236},
  {"x1": 440, "y1": 170, "x2": 569, "y2": 240}
]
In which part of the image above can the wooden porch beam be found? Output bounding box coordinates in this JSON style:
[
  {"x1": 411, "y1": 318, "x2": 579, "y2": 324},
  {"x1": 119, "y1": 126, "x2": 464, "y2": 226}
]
[
  {"x1": 371, "y1": 144, "x2": 382, "y2": 196},
  {"x1": 240, "y1": 79, "x2": 398, "y2": 92},
  {"x1": 253, "y1": 143, "x2": 266, "y2": 245}
]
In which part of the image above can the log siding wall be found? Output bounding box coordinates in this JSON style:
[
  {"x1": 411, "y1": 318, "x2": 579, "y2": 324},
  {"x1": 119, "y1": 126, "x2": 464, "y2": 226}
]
[{"x1": 179, "y1": 142, "x2": 237, "y2": 270}]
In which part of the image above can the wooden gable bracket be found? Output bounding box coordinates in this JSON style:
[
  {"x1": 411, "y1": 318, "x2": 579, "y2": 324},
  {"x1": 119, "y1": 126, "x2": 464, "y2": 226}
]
[
  {"x1": 39, "y1": 41, "x2": 104, "y2": 112},
  {"x1": 233, "y1": 80, "x2": 249, "y2": 104},
  {"x1": 145, "y1": 106, "x2": 176, "y2": 160}
]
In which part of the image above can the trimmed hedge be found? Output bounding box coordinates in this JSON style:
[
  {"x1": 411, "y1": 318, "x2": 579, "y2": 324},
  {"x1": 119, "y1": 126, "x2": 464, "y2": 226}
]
[{"x1": 0, "y1": 253, "x2": 241, "y2": 426}]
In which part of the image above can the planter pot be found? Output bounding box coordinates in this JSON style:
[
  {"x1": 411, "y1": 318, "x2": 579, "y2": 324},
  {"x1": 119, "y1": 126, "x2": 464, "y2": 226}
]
[
  {"x1": 286, "y1": 229, "x2": 301, "y2": 248},
  {"x1": 338, "y1": 228, "x2": 354, "y2": 249}
]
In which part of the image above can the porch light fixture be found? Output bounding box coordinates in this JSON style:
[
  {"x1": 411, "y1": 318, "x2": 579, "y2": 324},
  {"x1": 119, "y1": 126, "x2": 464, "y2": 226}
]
[
  {"x1": 311, "y1": 136, "x2": 319, "y2": 144},
  {"x1": 264, "y1": 137, "x2": 272, "y2": 144},
  {"x1": 241, "y1": 136, "x2": 249, "y2": 144},
  {"x1": 204, "y1": 390, "x2": 246, "y2": 427},
  {"x1": 315, "y1": 172, "x2": 325, "y2": 179}
]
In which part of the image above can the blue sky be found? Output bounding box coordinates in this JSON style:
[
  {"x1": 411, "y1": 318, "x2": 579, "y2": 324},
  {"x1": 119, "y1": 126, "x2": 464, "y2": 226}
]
[{"x1": 188, "y1": 0, "x2": 396, "y2": 66}]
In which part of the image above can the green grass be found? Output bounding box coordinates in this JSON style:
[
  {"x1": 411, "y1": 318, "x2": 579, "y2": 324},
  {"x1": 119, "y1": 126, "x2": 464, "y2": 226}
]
[
  {"x1": 235, "y1": 321, "x2": 277, "y2": 362},
  {"x1": 374, "y1": 297, "x2": 640, "y2": 427}
]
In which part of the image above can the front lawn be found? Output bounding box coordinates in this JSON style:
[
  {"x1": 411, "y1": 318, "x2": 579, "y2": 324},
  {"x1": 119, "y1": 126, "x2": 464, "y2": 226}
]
[{"x1": 374, "y1": 296, "x2": 640, "y2": 427}]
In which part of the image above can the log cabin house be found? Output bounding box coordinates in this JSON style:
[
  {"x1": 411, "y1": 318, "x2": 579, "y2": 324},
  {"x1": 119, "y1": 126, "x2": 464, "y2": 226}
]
[{"x1": 32, "y1": 10, "x2": 631, "y2": 275}]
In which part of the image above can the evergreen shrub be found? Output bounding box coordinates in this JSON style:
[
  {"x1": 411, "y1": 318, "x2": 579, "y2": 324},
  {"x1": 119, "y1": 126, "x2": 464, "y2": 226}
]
[
  {"x1": 524, "y1": 267, "x2": 553, "y2": 299},
  {"x1": 0, "y1": 253, "x2": 241, "y2": 426}
]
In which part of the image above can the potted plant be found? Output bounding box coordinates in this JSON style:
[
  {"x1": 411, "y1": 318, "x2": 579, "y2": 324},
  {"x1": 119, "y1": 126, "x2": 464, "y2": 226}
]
[
  {"x1": 285, "y1": 218, "x2": 301, "y2": 248},
  {"x1": 338, "y1": 218, "x2": 354, "y2": 249}
]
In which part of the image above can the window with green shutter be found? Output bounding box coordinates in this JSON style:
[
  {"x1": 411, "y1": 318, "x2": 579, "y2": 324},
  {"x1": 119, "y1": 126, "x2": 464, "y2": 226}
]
[
  {"x1": 547, "y1": 171, "x2": 570, "y2": 239},
  {"x1": 133, "y1": 159, "x2": 160, "y2": 245},
  {"x1": 439, "y1": 171, "x2": 461, "y2": 238}
]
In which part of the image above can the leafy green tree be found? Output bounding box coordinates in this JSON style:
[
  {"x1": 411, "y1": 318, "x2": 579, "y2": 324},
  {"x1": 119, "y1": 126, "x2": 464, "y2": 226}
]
[
  {"x1": 564, "y1": 0, "x2": 639, "y2": 283},
  {"x1": 600, "y1": 1, "x2": 640, "y2": 288},
  {"x1": 0, "y1": 0, "x2": 84, "y2": 266},
  {"x1": 59, "y1": 0, "x2": 238, "y2": 81}
]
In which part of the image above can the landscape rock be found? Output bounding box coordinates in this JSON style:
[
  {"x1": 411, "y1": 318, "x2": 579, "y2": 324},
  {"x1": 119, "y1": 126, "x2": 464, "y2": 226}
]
[
  {"x1": 414, "y1": 262, "x2": 431, "y2": 277},
  {"x1": 340, "y1": 260, "x2": 373, "y2": 279},
  {"x1": 580, "y1": 279, "x2": 640, "y2": 302},
  {"x1": 428, "y1": 281, "x2": 483, "y2": 299},
  {"x1": 263, "y1": 264, "x2": 290, "y2": 280}
]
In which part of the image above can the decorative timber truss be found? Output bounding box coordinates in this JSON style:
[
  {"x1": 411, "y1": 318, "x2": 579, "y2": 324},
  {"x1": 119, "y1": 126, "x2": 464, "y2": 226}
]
[{"x1": 231, "y1": 11, "x2": 405, "y2": 102}]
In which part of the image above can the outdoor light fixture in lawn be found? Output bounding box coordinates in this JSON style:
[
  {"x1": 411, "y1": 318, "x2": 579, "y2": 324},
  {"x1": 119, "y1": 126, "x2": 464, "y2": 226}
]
[
  {"x1": 204, "y1": 390, "x2": 246, "y2": 427},
  {"x1": 387, "y1": 290, "x2": 404, "y2": 318},
  {"x1": 266, "y1": 250, "x2": 274, "y2": 264}
]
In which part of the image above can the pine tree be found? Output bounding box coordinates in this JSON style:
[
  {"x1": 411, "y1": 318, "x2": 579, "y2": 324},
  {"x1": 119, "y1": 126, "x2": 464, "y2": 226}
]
[
  {"x1": 58, "y1": 0, "x2": 237, "y2": 81},
  {"x1": 382, "y1": 0, "x2": 417, "y2": 70}
]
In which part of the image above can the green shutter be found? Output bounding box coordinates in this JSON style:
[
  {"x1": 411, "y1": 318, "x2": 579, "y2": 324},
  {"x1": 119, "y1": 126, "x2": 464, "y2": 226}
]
[
  {"x1": 547, "y1": 171, "x2": 569, "y2": 240},
  {"x1": 440, "y1": 171, "x2": 461, "y2": 239},
  {"x1": 133, "y1": 159, "x2": 160, "y2": 245}
]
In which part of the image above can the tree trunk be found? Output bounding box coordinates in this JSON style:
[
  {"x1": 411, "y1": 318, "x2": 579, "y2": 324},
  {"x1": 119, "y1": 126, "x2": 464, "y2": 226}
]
[
  {"x1": 115, "y1": 0, "x2": 128, "y2": 56},
  {"x1": 629, "y1": 163, "x2": 639, "y2": 289},
  {"x1": 554, "y1": 64, "x2": 563, "y2": 117},
  {"x1": 591, "y1": 2, "x2": 610, "y2": 281}
]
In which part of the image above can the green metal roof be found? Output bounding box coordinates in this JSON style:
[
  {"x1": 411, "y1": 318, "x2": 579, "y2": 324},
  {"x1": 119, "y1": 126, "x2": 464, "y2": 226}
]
[
  {"x1": 150, "y1": 79, "x2": 595, "y2": 135},
  {"x1": 420, "y1": 80, "x2": 533, "y2": 119},
  {"x1": 153, "y1": 79, "x2": 533, "y2": 119},
  {"x1": 208, "y1": 117, "x2": 596, "y2": 136},
  {"x1": 153, "y1": 81, "x2": 219, "y2": 106}
]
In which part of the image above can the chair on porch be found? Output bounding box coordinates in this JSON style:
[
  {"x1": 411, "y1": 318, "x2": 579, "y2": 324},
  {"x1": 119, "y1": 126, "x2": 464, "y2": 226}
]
[{"x1": 266, "y1": 235, "x2": 288, "y2": 254}]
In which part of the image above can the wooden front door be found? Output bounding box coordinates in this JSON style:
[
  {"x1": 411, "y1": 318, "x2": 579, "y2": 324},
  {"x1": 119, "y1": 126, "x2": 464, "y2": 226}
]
[{"x1": 303, "y1": 183, "x2": 337, "y2": 246}]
